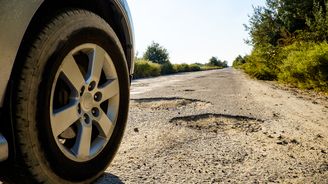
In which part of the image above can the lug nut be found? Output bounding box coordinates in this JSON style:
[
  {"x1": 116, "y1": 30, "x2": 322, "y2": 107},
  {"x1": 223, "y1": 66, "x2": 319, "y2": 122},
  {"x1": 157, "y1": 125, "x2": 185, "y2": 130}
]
[
  {"x1": 94, "y1": 92, "x2": 102, "y2": 102},
  {"x1": 88, "y1": 81, "x2": 96, "y2": 91},
  {"x1": 92, "y1": 107, "x2": 100, "y2": 117}
]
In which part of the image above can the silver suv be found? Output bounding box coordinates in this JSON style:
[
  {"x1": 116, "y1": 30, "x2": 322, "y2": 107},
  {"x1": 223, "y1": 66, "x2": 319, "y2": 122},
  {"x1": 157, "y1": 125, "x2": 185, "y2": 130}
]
[{"x1": 0, "y1": 0, "x2": 134, "y2": 183}]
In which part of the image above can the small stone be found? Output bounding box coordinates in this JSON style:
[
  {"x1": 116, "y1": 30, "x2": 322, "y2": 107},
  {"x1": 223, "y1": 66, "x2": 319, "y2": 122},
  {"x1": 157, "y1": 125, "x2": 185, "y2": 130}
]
[
  {"x1": 134, "y1": 128, "x2": 139, "y2": 133},
  {"x1": 277, "y1": 140, "x2": 288, "y2": 145},
  {"x1": 316, "y1": 134, "x2": 324, "y2": 138},
  {"x1": 290, "y1": 139, "x2": 299, "y2": 144}
]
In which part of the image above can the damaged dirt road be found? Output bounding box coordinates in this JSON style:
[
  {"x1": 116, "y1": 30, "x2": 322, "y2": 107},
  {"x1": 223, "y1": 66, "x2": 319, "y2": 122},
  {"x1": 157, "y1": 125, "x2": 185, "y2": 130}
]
[{"x1": 97, "y1": 68, "x2": 328, "y2": 183}]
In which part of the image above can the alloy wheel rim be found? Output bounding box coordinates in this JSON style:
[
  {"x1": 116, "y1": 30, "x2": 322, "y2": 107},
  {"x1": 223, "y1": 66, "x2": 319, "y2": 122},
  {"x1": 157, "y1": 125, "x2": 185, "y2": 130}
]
[{"x1": 50, "y1": 43, "x2": 120, "y2": 162}]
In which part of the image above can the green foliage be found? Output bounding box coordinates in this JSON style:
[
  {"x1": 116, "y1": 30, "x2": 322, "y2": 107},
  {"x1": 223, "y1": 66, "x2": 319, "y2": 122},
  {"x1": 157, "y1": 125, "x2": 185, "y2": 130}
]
[
  {"x1": 278, "y1": 42, "x2": 328, "y2": 91},
  {"x1": 136, "y1": 41, "x2": 226, "y2": 79},
  {"x1": 242, "y1": 0, "x2": 328, "y2": 92},
  {"x1": 174, "y1": 64, "x2": 190, "y2": 73},
  {"x1": 209, "y1": 57, "x2": 221, "y2": 66},
  {"x1": 133, "y1": 59, "x2": 161, "y2": 79},
  {"x1": 232, "y1": 55, "x2": 246, "y2": 68},
  {"x1": 189, "y1": 64, "x2": 202, "y2": 71},
  {"x1": 160, "y1": 63, "x2": 177, "y2": 75},
  {"x1": 243, "y1": 44, "x2": 283, "y2": 80},
  {"x1": 208, "y1": 57, "x2": 228, "y2": 68},
  {"x1": 305, "y1": 1, "x2": 328, "y2": 42},
  {"x1": 172, "y1": 63, "x2": 202, "y2": 72},
  {"x1": 143, "y1": 42, "x2": 170, "y2": 65},
  {"x1": 134, "y1": 59, "x2": 217, "y2": 79}
]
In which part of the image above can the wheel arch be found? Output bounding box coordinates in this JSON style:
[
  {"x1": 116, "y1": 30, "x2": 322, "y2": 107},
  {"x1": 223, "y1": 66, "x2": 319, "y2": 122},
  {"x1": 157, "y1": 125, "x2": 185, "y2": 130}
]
[{"x1": 18, "y1": 0, "x2": 134, "y2": 75}]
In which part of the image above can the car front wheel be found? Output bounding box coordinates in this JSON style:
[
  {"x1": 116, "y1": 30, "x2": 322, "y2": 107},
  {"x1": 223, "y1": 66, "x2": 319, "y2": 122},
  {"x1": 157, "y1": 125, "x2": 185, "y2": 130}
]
[{"x1": 9, "y1": 9, "x2": 129, "y2": 183}]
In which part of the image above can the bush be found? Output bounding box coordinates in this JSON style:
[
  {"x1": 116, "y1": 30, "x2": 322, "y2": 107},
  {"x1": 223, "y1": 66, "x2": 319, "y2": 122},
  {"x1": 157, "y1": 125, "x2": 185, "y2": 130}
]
[
  {"x1": 233, "y1": 55, "x2": 246, "y2": 68},
  {"x1": 189, "y1": 64, "x2": 202, "y2": 71},
  {"x1": 242, "y1": 44, "x2": 282, "y2": 80},
  {"x1": 174, "y1": 64, "x2": 190, "y2": 72},
  {"x1": 278, "y1": 42, "x2": 328, "y2": 91},
  {"x1": 160, "y1": 63, "x2": 177, "y2": 75},
  {"x1": 133, "y1": 59, "x2": 161, "y2": 79}
]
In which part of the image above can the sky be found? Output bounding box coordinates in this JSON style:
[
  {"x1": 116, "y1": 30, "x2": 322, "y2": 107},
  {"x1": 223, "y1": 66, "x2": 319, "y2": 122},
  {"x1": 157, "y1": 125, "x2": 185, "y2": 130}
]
[{"x1": 126, "y1": 0, "x2": 266, "y2": 65}]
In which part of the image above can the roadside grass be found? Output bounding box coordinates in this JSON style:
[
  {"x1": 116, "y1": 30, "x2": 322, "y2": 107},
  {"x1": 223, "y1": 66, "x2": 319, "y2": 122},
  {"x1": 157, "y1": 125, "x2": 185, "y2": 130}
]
[
  {"x1": 233, "y1": 42, "x2": 328, "y2": 92},
  {"x1": 134, "y1": 59, "x2": 224, "y2": 79}
]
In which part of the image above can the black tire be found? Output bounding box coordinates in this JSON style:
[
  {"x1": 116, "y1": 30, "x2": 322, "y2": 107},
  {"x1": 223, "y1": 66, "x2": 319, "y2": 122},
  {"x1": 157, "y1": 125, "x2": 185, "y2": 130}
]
[{"x1": 8, "y1": 9, "x2": 130, "y2": 183}]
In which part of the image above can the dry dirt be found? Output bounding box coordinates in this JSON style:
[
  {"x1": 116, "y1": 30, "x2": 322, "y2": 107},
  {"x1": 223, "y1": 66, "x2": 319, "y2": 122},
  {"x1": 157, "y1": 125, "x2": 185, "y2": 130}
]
[{"x1": 96, "y1": 68, "x2": 328, "y2": 184}]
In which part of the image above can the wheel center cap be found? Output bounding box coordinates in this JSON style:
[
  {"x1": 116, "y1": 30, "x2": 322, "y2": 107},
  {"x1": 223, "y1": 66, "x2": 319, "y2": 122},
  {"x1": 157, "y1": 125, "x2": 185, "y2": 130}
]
[{"x1": 81, "y1": 93, "x2": 93, "y2": 111}]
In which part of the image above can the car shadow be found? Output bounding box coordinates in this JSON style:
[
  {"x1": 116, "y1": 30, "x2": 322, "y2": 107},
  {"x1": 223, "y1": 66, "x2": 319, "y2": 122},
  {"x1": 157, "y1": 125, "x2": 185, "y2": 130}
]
[{"x1": 95, "y1": 173, "x2": 124, "y2": 184}]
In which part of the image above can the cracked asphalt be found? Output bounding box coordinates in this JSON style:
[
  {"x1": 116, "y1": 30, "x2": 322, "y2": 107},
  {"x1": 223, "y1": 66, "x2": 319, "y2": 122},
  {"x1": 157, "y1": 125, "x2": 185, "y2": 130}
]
[{"x1": 96, "y1": 68, "x2": 328, "y2": 184}]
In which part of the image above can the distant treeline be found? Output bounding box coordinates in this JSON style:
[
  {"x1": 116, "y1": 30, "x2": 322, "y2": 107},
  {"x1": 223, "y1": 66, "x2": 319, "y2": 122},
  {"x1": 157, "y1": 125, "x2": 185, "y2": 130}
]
[
  {"x1": 134, "y1": 42, "x2": 228, "y2": 79},
  {"x1": 233, "y1": 0, "x2": 328, "y2": 92}
]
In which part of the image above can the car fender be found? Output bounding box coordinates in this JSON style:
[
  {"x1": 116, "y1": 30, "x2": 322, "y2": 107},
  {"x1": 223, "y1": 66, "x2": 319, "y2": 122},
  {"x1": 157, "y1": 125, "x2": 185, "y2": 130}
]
[{"x1": 0, "y1": 0, "x2": 43, "y2": 107}]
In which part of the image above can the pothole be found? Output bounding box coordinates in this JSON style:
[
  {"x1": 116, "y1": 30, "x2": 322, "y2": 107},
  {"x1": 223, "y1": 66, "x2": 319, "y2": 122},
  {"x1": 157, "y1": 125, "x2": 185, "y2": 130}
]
[
  {"x1": 131, "y1": 97, "x2": 212, "y2": 110},
  {"x1": 170, "y1": 113, "x2": 263, "y2": 133}
]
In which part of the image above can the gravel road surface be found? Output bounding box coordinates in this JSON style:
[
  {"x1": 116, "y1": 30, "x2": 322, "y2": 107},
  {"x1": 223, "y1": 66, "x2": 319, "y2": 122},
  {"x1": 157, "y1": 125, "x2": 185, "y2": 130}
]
[{"x1": 97, "y1": 68, "x2": 328, "y2": 184}]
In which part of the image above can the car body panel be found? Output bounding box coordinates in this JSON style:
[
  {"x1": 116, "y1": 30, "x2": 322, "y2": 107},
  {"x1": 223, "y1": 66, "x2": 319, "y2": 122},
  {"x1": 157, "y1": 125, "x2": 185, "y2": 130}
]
[
  {"x1": 0, "y1": 0, "x2": 42, "y2": 107},
  {"x1": 0, "y1": 0, "x2": 134, "y2": 107},
  {"x1": 115, "y1": 0, "x2": 135, "y2": 74}
]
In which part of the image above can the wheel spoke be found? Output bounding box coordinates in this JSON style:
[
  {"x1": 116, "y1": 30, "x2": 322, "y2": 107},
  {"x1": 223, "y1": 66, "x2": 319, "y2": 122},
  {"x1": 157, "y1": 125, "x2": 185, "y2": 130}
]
[
  {"x1": 72, "y1": 123, "x2": 92, "y2": 158},
  {"x1": 99, "y1": 79, "x2": 119, "y2": 103},
  {"x1": 90, "y1": 46, "x2": 105, "y2": 81},
  {"x1": 51, "y1": 102, "x2": 80, "y2": 137},
  {"x1": 61, "y1": 55, "x2": 85, "y2": 91},
  {"x1": 96, "y1": 110, "x2": 114, "y2": 137}
]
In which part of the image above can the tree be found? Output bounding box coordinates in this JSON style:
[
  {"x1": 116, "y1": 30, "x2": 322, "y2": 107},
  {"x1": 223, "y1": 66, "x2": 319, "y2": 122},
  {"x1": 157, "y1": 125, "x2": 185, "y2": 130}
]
[
  {"x1": 232, "y1": 55, "x2": 246, "y2": 68},
  {"x1": 143, "y1": 42, "x2": 170, "y2": 65},
  {"x1": 223, "y1": 60, "x2": 228, "y2": 68},
  {"x1": 208, "y1": 57, "x2": 229, "y2": 68},
  {"x1": 245, "y1": 0, "x2": 326, "y2": 47},
  {"x1": 209, "y1": 57, "x2": 221, "y2": 66}
]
